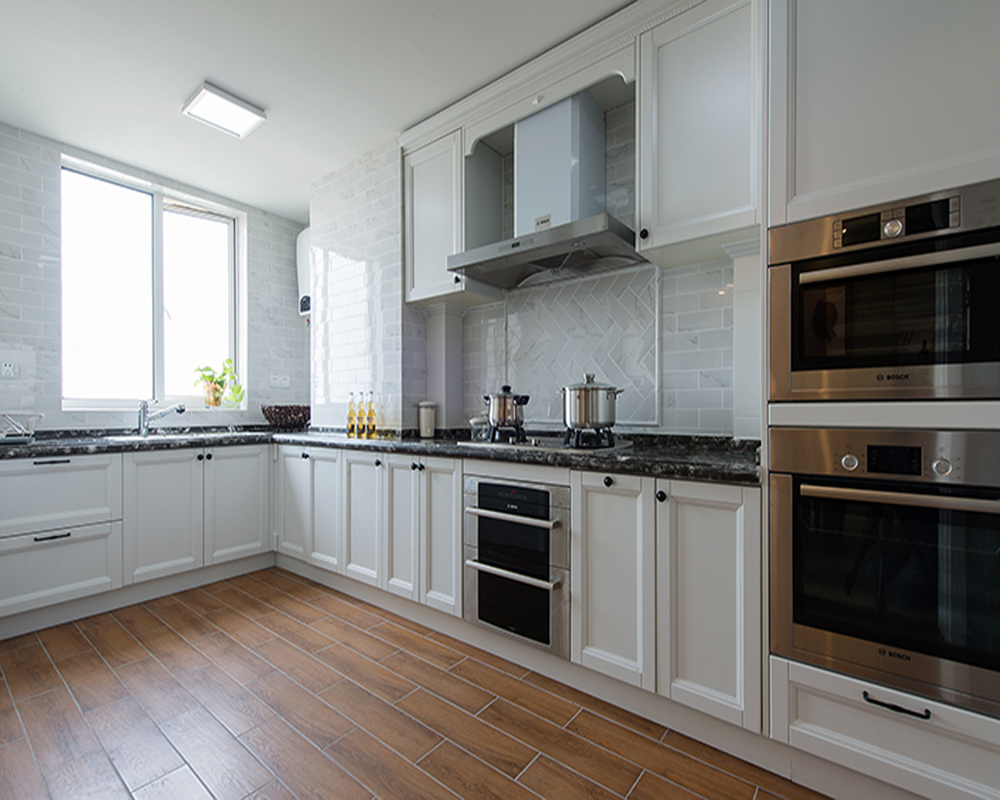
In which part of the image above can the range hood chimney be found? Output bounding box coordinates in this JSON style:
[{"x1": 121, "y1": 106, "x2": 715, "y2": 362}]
[{"x1": 448, "y1": 91, "x2": 645, "y2": 289}]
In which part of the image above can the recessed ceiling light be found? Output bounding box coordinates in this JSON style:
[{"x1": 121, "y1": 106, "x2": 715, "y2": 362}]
[{"x1": 182, "y1": 81, "x2": 266, "y2": 139}]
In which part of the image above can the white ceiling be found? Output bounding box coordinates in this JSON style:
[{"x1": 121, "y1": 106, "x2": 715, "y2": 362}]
[{"x1": 1, "y1": 0, "x2": 634, "y2": 225}]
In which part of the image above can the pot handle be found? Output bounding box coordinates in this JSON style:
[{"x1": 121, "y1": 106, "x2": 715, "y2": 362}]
[
  {"x1": 515, "y1": 395, "x2": 530, "y2": 405},
  {"x1": 615, "y1": 388, "x2": 625, "y2": 396}
]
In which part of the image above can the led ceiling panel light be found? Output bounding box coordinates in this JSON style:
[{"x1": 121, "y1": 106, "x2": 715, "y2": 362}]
[{"x1": 182, "y1": 81, "x2": 266, "y2": 138}]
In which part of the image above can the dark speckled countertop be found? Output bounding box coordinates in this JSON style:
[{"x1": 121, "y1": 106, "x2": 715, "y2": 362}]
[{"x1": 0, "y1": 428, "x2": 760, "y2": 485}]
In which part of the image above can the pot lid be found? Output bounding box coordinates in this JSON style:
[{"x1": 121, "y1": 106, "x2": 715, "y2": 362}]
[{"x1": 564, "y1": 373, "x2": 616, "y2": 390}]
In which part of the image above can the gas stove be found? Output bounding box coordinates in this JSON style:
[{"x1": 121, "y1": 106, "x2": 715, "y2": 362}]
[{"x1": 459, "y1": 434, "x2": 633, "y2": 456}]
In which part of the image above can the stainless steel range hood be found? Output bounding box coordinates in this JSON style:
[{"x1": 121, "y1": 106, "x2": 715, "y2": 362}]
[{"x1": 446, "y1": 213, "x2": 646, "y2": 289}]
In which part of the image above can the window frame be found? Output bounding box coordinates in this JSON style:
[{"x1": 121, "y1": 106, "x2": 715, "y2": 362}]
[{"x1": 60, "y1": 160, "x2": 242, "y2": 410}]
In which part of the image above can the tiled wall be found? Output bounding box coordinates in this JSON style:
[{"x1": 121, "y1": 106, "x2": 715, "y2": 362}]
[
  {"x1": 308, "y1": 139, "x2": 426, "y2": 431},
  {"x1": 0, "y1": 121, "x2": 309, "y2": 429},
  {"x1": 462, "y1": 258, "x2": 735, "y2": 434}
]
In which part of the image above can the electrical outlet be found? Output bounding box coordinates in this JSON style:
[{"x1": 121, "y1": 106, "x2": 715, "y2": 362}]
[
  {"x1": 1, "y1": 363, "x2": 16, "y2": 379},
  {"x1": 269, "y1": 374, "x2": 291, "y2": 389}
]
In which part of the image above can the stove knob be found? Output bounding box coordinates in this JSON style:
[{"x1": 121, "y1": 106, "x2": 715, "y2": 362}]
[
  {"x1": 932, "y1": 457, "x2": 953, "y2": 476},
  {"x1": 841, "y1": 453, "x2": 859, "y2": 472}
]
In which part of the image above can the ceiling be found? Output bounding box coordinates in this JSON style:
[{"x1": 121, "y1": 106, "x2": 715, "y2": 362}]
[{"x1": 1, "y1": 0, "x2": 634, "y2": 225}]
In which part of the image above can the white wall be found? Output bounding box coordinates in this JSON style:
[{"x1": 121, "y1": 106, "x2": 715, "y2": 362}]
[{"x1": 0, "y1": 121, "x2": 309, "y2": 429}]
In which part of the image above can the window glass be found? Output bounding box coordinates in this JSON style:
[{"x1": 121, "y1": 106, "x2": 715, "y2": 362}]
[{"x1": 61, "y1": 170, "x2": 153, "y2": 401}]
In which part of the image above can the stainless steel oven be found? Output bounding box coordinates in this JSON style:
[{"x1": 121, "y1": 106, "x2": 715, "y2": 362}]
[
  {"x1": 770, "y1": 427, "x2": 1000, "y2": 719},
  {"x1": 463, "y1": 476, "x2": 570, "y2": 659},
  {"x1": 769, "y1": 178, "x2": 1000, "y2": 402}
]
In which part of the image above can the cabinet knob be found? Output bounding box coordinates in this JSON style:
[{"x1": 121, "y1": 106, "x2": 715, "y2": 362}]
[
  {"x1": 418, "y1": 463, "x2": 425, "y2": 471},
  {"x1": 197, "y1": 453, "x2": 204, "y2": 461},
  {"x1": 301, "y1": 451, "x2": 310, "y2": 459},
  {"x1": 454, "y1": 275, "x2": 461, "y2": 284},
  {"x1": 411, "y1": 462, "x2": 419, "y2": 470},
  {"x1": 375, "y1": 458, "x2": 382, "y2": 467},
  {"x1": 639, "y1": 228, "x2": 649, "y2": 240},
  {"x1": 603, "y1": 475, "x2": 613, "y2": 488},
  {"x1": 656, "y1": 490, "x2": 667, "y2": 503},
  {"x1": 205, "y1": 452, "x2": 213, "y2": 461}
]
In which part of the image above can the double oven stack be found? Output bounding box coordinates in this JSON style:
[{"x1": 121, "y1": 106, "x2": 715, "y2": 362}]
[{"x1": 767, "y1": 178, "x2": 1000, "y2": 719}]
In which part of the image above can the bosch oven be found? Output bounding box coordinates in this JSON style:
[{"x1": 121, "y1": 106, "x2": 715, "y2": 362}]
[
  {"x1": 770, "y1": 427, "x2": 1000, "y2": 719},
  {"x1": 768, "y1": 178, "x2": 1000, "y2": 402}
]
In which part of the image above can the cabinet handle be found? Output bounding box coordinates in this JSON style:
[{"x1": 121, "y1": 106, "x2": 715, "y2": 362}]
[
  {"x1": 33, "y1": 459, "x2": 71, "y2": 466},
  {"x1": 862, "y1": 691, "x2": 931, "y2": 720},
  {"x1": 34, "y1": 531, "x2": 72, "y2": 542},
  {"x1": 375, "y1": 458, "x2": 382, "y2": 467},
  {"x1": 301, "y1": 451, "x2": 310, "y2": 459},
  {"x1": 197, "y1": 453, "x2": 204, "y2": 461},
  {"x1": 453, "y1": 275, "x2": 461, "y2": 284},
  {"x1": 603, "y1": 475, "x2": 613, "y2": 487},
  {"x1": 205, "y1": 452, "x2": 213, "y2": 461},
  {"x1": 656, "y1": 490, "x2": 667, "y2": 503},
  {"x1": 639, "y1": 228, "x2": 649, "y2": 240},
  {"x1": 418, "y1": 463, "x2": 425, "y2": 471}
]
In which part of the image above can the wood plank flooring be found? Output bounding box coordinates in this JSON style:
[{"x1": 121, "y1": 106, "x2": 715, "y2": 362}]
[{"x1": 0, "y1": 568, "x2": 831, "y2": 800}]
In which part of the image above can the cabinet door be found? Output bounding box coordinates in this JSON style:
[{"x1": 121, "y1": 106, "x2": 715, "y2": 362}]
[
  {"x1": 204, "y1": 445, "x2": 269, "y2": 565},
  {"x1": 656, "y1": 480, "x2": 761, "y2": 731},
  {"x1": 638, "y1": 0, "x2": 759, "y2": 260},
  {"x1": 310, "y1": 448, "x2": 342, "y2": 572},
  {"x1": 419, "y1": 456, "x2": 463, "y2": 616},
  {"x1": 571, "y1": 471, "x2": 656, "y2": 690},
  {"x1": 123, "y1": 450, "x2": 203, "y2": 584},
  {"x1": 276, "y1": 446, "x2": 312, "y2": 561},
  {"x1": 769, "y1": 0, "x2": 1000, "y2": 225},
  {"x1": 342, "y1": 450, "x2": 382, "y2": 586},
  {"x1": 383, "y1": 455, "x2": 419, "y2": 600}
]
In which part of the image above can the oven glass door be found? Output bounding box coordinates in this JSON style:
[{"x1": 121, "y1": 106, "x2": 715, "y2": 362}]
[
  {"x1": 791, "y1": 246, "x2": 1000, "y2": 374},
  {"x1": 791, "y1": 476, "x2": 1000, "y2": 672}
]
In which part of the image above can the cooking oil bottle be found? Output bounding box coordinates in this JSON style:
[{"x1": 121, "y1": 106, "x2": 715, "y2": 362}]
[
  {"x1": 365, "y1": 391, "x2": 377, "y2": 439},
  {"x1": 347, "y1": 391, "x2": 357, "y2": 438}
]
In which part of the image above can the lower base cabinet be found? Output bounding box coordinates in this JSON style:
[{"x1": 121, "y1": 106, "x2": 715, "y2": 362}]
[
  {"x1": 771, "y1": 657, "x2": 1000, "y2": 800},
  {"x1": 571, "y1": 469, "x2": 761, "y2": 730},
  {"x1": 125, "y1": 445, "x2": 269, "y2": 584},
  {"x1": 275, "y1": 445, "x2": 341, "y2": 569}
]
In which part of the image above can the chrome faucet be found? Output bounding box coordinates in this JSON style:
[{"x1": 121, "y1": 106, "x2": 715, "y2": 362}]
[{"x1": 138, "y1": 400, "x2": 186, "y2": 437}]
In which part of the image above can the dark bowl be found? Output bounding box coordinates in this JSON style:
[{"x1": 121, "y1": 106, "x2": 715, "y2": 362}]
[{"x1": 260, "y1": 404, "x2": 310, "y2": 429}]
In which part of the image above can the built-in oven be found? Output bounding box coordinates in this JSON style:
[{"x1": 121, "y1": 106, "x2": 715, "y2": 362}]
[
  {"x1": 770, "y1": 427, "x2": 1000, "y2": 719},
  {"x1": 463, "y1": 476, "x2": 570, "y2": 659},
  {"x1": 768, "y1": 177, "x2": 1000, "y2": 402}
]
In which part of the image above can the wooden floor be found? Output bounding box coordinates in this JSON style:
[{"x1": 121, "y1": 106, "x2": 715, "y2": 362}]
[{"x1": 0, "y1": 567, "x2": 831, "y2": 800}]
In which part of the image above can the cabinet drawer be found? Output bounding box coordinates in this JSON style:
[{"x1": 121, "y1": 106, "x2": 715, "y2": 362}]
[
  {"x1": 0, "y1": 454, "x2": 123, "y2": 538},
  {"x1": 771, "y1": 657, "x2": 1000, "y2": 800},
  {"x1": 0, "y1": 521, "x2": 123, "y2": 617}
]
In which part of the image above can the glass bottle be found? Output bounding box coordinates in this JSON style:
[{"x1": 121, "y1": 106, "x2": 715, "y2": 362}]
[
  {"x1": 366, "y1": 391, "x2": 377, "y2": 439},
  {"x1": 346, "y1": 391, "x2": 356, "y2": 438}
]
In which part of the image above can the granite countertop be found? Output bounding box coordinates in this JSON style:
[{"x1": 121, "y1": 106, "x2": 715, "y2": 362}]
[{"x1": 0, "y1": 428, "x2": 760, "y2": 485}]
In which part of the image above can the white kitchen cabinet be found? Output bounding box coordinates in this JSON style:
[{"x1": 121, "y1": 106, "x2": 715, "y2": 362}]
[
  {"x1": 637, "y1": 0, "x2": 760, "y2": 264},
  {"x1": 125, "y1": 444, "x2": 269, "y2": 584},
  {"x1": 0, "y1": 453, "x2": 123, "y2": 617},
  {"x1": 655, "y1": 479, "x2": 761, "y2": 731},
  {"x1": 124, "y1": 449, "x2": 204, "y2": 584},
  {"x1": 415, "y1": 455, "x2": 463, "y2": 616},
  {"x1": 203, "y1": 445, "x2": 269, "y2": 565},
  {"x1": 383, "y1": 454, "x2": 419, "y2": 600},
  {"x1": 309, "y1": 448, "x2": 342, "y2": 571},
  {"x1": 275, "y1": 445, "x2": 342, "y2": 570},
  {"x1": 769, "y1": 0, "x2": 1000, "y2": 225},
  {"x1": 570, "y1": 470, "x2": 656, "y2": 691},
  {"x1": 341, "y1": 449, "x2": 383, "y2": 586},
  {"x1": 771, "y1": 656, "x2": 1000, "y2": 800},
  {"x1": 403, "y1": 130, "x2": 502, "y2": 307}
]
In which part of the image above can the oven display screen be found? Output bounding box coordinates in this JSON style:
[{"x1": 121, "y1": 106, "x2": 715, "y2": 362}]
[{"x1": 866, "y1": 444, "x2": 922, "y2": 476}]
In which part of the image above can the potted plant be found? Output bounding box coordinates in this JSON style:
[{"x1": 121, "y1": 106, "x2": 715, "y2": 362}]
[{"x1": 194, "y1": 358, "x2": 245, "y2": 408}]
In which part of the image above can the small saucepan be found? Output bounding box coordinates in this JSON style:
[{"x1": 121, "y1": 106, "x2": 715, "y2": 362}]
[
  {"x1": 562, "y1": 374, "x2": 624, "y2": 430},
  {"x1": 483, "y1": 385, "x2": 530, "y2": 428}
]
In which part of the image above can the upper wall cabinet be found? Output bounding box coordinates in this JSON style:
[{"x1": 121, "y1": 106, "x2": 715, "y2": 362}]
[
  {"x1": 403, "y1": 130, "x2": 503, "y2": 307},
  {"x1": 769, "y1": 0, "x2": 1000, "y2": 225},
  {"x1": 637, "y1": 0, "x2": 761, "y2": 266}
]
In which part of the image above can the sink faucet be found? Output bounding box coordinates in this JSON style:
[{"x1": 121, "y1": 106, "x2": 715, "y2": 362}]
[{"x1": 138, "y1": 400, "x2": 186, "y2": 437}]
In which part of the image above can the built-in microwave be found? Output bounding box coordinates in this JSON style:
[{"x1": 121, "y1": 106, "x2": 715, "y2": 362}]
[{"x1": 768, "y1": 178, "x2": 1000, "y2": 402}]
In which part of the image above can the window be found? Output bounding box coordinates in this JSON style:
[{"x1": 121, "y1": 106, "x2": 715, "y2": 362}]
[{"x1": 60, "y1": 167, "x2": 238, "y2": 406}]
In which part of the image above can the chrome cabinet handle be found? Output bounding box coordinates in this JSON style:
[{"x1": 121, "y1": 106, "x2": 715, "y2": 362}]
[
  {"x1": 800, "y1": 483, "x2": 1000, "y2": 515},
  {"x1": 465, "y1": 559, "x2": 559, "y2": 591},
  {"x1": 465, "y1": 506, "x2": 559, "y2": 530}
]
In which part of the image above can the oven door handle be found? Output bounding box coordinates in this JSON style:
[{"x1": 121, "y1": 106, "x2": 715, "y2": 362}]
[
  {"x1": 797, "y1": 241, "x2": 1000, "y2": 285},
  {"x1": 800, "y1": 483, "x2": 1000, "y2": 515},
  {"x1": 465, "y1": 506, "x2": 561, "y2": 530},
  {"x1": 465, "y1": 559, "x2": 561, "y2": 591}
]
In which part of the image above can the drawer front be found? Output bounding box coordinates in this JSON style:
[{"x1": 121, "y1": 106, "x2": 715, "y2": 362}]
[
  {"x1": 0, "y1": 521, "x2": 123, "y2": 617},
  {"x1": 0, "y1": 454, "x2": 123, "y2": 538},
  {"x1": 771, "y1": 657, "x2": 1000, "y2": 800}
]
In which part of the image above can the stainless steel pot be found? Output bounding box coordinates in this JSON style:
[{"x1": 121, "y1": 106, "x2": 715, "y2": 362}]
[
  {"x1": 483, "y1": 385, "x2": 529, "y2": 427},
  {"x1": 562, "y1": 374, "x2": 624, "y2": 430}
]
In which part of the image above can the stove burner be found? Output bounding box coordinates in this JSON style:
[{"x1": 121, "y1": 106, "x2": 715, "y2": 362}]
[
  {"x1": 563, "y1": 427, "x2": 616, "y2": 449},
  {"x1": 486, "y1": 423, "x2": 528, "y2": 444}
]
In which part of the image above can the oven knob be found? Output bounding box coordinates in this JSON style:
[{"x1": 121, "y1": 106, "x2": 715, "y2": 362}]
[
  {"x1": 840, "y1": 453, "x2": 859, "y2": 471},
  {"x1": 933, "y1": 457, "x2": 953, "y2": 476},
  {"x1": 883, "y1": 218, "x2": 903, "y2": 238}
]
